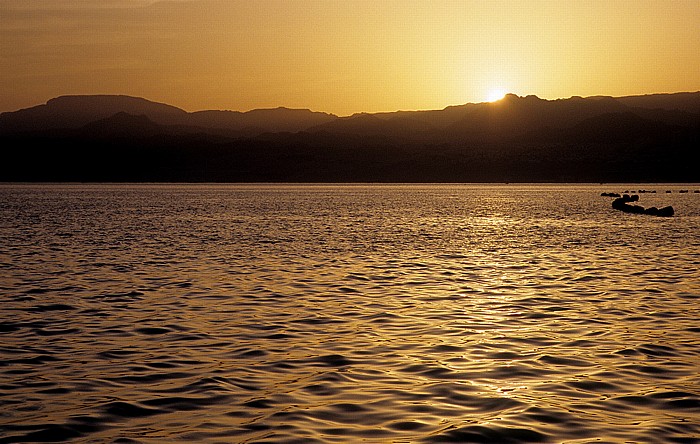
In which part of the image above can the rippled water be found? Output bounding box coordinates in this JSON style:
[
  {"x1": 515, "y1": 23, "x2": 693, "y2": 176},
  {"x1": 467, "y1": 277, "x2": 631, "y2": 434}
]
[{"x1": 1, "y1": 183, "x2": 699, "y2": 443}]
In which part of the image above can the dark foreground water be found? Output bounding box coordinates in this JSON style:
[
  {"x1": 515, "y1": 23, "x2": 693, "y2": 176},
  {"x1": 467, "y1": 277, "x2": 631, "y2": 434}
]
[{"x1": 1, "y1": 184, "x2": 699, "y2": 443}]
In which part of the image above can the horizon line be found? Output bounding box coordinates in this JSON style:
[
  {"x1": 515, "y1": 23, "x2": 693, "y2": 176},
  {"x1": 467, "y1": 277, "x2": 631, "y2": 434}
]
[{"x1": 3, "y1": 90, "x2": 700, "y2": 117}]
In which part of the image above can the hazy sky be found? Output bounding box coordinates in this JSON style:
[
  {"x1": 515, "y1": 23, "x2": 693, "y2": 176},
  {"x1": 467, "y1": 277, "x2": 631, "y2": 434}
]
[{"x1": 1, "y1": 0, "x2": 698, "y2": 115}]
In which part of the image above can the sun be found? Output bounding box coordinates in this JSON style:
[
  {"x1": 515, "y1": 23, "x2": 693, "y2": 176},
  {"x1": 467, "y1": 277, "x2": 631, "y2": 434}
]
[{"x1": 486, "y1": 89, "x2": 507, "y2": 102}]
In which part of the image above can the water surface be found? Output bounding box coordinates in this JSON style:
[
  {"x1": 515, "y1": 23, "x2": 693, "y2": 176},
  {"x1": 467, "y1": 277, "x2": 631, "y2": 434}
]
[{"x1": 1, "y1": 184, "x2": 699, "y2": 442}]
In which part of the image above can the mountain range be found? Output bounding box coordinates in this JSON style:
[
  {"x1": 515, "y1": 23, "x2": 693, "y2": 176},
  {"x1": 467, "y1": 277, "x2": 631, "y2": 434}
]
[{"x1": 1, "y1": 92, "x2": 698, "y2": 182}]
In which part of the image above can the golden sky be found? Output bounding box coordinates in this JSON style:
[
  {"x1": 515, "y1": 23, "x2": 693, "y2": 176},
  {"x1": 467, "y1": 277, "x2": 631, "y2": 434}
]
[{"x1": 1, "y1": 0, "x2": 698, "y2": 115}]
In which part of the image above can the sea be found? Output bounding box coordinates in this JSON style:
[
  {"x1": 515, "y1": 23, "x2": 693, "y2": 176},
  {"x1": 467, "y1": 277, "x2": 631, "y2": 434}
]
[{"x1": 1, "y1": 183, "x2": 699, "y2": 443}]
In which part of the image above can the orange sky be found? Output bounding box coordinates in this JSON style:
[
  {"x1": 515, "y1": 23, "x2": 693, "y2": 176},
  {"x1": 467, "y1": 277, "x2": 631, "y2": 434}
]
[{"x1": 1, "y1": 0, "x2": 698, "y2": 116}]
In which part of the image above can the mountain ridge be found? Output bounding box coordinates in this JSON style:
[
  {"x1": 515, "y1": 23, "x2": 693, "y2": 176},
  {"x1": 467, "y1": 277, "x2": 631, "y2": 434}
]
[
  {"x1": 0, "y1": 95, "x2": 338, "y2": 135},
  {"x1": 1, "y1": 92, "x2": 698, "y2": 182},
  {"x1": 2, "y1": 91, "x2": 699, "y2": 135}
]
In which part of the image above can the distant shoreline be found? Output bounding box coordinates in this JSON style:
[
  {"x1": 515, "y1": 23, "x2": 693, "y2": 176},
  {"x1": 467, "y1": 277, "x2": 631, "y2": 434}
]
[{"x1": 2, "y1": 93, "x2": 698, "y2": 183}]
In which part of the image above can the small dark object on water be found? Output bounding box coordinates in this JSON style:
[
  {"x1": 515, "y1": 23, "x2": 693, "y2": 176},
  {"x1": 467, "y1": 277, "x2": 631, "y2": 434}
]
[
  {"x1": 611, "y1": 194, "x2": 674, "y2": 217},
  {"x1": 644, "y1": 206, "x2": 675, "y2": 217}
]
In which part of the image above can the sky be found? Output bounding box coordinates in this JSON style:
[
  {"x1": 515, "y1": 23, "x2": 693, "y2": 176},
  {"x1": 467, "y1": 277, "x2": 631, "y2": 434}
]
[{"x1": 1, "y1": 0, "x2": 698, "y2": 116}]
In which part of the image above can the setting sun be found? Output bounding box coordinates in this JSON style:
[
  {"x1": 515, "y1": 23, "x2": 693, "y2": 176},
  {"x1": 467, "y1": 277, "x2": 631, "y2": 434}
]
[
  {"x1": 1, "y1": 1, "x2": 697, "y2": 116},
  {"x1": 486, "y1": 89, "x2": 507, "y2": 102}
]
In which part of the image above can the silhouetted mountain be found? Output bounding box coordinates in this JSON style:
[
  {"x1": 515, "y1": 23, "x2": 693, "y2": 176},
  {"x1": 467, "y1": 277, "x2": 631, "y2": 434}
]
[
  {"x1": 565, "y1": 112, "x2": 666, "y2": 143},
  {"x1": 79, "y1": 112, "x2": 167, "y2": 138},
  {"x1": 0, "y1": 95, "x2": 337, "y2": 136},
  {"x1": 76, "y1": 112, "x2": 230, "y2": 139},
  {"x1": 615, "y1": 92, "x2": 700, "y2": 113},
  {"x1": 1, "y1": 92, "x2": 698, "y2": 182},
  {"x1": 309, "y1": 113, "x2": 436, "y2": 142},
  {"x1": 305, "y1": 93, "x2": 698, "y2": 143},
  {"x1": 189, "y1": 107, "x2": 337, "y2": 134},
  {"x1": 0, "y1": 95, "x2": 188, "y2": 132}
]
